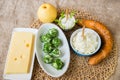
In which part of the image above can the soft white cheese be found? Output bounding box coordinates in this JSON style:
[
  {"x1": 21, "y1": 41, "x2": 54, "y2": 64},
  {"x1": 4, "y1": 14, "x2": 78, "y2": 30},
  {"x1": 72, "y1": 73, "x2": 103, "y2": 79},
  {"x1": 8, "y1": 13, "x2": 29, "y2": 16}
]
[
  {"x1": 72, "y1": 29, "x2": 98, "y2": 54},
  {"x1": 60, "y1": 15, "x2": 75, "y2": 30}
]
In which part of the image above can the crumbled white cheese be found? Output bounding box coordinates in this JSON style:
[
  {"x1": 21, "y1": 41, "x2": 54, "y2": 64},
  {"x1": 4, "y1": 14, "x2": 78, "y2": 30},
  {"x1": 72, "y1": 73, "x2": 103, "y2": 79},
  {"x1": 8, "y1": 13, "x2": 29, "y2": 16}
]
[{"x1": 72, "y1": 29, "x2": 98, "y2": 54}]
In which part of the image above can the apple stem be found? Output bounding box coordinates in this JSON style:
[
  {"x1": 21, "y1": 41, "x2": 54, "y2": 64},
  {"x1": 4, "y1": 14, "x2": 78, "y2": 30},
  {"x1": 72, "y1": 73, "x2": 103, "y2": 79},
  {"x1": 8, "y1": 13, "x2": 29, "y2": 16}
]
[
  {"x1": 65, "y1": 9, "x2": 69, "y2": 22},
  {"x1": 82, "y1": 25, "x2": 85, "y2": 39}
]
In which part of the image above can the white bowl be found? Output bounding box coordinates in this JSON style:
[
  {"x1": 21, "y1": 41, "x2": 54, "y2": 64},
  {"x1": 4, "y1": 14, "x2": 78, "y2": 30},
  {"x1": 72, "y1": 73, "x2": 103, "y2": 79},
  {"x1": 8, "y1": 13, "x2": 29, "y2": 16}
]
[
  {"x1": 70, "y1": 28, "x2": 101, "y2": 56},
  {"x1": 58, "y1": 14, "x2": 75, "y2": 30},
  {"x1": 36, "y1": 23, "x2": 70, "y2": 77}
]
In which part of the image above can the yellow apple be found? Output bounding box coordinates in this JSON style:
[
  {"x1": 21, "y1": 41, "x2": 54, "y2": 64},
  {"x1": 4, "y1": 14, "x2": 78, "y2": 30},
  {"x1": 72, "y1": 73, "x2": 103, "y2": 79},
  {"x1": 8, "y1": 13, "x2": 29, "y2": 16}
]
[{"x1": 37, "y1": 3, "x2": 57, "y2": 23}]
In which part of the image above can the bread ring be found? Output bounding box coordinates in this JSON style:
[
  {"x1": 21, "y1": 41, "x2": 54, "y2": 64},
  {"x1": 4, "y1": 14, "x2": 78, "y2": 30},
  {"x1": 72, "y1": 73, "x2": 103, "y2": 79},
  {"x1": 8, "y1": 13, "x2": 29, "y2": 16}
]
[{"x1": 77, "y1": 19, "x2": 113, "y2": 65}]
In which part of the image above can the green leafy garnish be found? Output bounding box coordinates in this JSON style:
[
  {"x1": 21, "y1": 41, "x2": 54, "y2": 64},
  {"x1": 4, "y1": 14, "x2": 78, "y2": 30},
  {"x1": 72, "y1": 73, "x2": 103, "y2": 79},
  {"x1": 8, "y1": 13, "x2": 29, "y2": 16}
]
[
  {"x1": 70, "y1": 10, "x2": 76, "y2": 18},
  {"x1": 75, "y1": 19, "x2": 78, "y2": 23},
  {"x1": 54, "y1": 19, "x2": 59, "y2": 23},
  {"x1": 60, "y1": 11, "x2": 65, "y2": 19}
]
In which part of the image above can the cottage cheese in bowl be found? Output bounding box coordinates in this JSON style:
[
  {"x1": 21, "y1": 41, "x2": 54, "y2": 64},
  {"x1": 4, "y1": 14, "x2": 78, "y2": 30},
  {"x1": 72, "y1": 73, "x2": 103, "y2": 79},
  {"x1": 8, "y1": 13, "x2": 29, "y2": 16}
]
[{"x1": 70, "y1": 28, "x2": 101, "y2": 56}]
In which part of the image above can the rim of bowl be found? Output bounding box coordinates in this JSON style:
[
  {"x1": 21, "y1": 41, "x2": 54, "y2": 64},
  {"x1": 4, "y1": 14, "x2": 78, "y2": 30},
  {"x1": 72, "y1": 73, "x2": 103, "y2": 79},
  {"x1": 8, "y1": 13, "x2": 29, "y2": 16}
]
[{"x1": 70, "y1": 28, "x2": 101, "y2": 56}]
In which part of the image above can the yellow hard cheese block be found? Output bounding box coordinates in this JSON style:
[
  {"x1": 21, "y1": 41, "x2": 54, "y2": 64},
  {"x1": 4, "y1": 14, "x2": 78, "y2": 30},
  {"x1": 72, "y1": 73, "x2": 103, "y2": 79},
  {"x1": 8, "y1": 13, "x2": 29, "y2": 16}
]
[{"x1": 5, "y1": 32, "x2": 35, "y2": 74}]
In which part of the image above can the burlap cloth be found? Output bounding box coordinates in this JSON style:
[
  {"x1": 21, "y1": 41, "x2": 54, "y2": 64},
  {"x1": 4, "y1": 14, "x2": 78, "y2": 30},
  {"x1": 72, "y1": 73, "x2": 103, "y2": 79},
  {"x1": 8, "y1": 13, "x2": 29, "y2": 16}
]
[{"x1": 30, "y1": 8, "x2": 118, "y2": 80}]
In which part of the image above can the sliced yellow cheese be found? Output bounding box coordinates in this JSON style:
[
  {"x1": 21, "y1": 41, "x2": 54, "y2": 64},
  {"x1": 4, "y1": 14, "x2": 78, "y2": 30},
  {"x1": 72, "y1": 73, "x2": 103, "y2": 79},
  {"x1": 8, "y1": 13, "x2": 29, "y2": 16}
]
[{"x1": 5, "y1": 32, "x2": 35, "y2": 74}]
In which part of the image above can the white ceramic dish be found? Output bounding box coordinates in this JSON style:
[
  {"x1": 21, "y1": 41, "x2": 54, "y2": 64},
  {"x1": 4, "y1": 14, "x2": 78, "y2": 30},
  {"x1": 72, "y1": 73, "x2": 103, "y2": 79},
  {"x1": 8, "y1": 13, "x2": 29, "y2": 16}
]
[
  {"x1": 3, "y1": 28, "x2": 38, "y2": 80},
  {"x1": 36, "y1": 23, "x2": 70, "y2": 77},
  {"x1": 70, "y1": 28, "x2": 101, "y2": 56}
]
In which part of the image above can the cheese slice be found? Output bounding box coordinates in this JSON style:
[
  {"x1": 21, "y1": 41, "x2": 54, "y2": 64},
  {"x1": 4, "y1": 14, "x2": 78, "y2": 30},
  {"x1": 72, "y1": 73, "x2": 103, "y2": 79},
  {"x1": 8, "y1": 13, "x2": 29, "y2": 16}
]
[{"x1": 5, "y1": 32, "x2": 34, "y2": 74}]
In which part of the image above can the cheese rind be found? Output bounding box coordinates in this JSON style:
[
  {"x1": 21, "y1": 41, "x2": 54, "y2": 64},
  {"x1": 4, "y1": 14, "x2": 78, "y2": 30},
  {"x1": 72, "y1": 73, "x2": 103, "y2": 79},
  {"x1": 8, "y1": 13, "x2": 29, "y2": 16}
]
[{"x1": 5, "y1": 32, "x2": 34, "y2": 74}]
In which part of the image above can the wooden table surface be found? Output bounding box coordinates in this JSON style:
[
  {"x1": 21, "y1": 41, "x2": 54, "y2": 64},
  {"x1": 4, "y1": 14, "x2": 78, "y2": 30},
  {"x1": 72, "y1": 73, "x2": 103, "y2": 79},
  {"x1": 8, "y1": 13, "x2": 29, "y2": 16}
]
[{"x1": 0, "y1": 0, "x2": 120, "y2": 80}]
